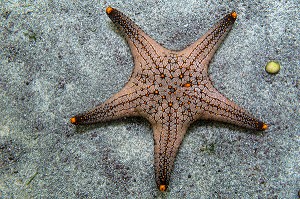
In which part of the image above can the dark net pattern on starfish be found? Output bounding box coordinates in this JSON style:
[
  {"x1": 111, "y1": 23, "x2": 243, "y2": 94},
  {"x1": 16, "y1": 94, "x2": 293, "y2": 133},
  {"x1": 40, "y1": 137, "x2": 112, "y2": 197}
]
[{"x1": 70, "y1": 7, "x2": 267, "y2": 192}]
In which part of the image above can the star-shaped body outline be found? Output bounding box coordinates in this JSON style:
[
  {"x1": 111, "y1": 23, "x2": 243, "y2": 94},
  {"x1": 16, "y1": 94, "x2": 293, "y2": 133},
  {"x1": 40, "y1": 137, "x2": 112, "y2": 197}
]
[{"x1": 70, "y1": 6, "x2": 267, "y2": 192}]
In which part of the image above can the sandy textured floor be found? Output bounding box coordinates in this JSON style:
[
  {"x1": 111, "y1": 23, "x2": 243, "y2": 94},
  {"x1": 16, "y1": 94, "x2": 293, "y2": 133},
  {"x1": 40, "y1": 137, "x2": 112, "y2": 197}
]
[{"x1": 0, "y1": 0, "x2": 299, "y2": 198}]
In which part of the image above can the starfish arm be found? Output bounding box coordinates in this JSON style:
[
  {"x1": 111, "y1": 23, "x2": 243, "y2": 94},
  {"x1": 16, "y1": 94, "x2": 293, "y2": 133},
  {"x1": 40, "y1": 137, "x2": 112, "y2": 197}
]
[
  {"x1": 70, "y1": 84, "x2": 140, "y2": 125},
  {"x1": 193, "y1": 85, "x2": 267, "y2": 130},
  {"x1": 183, "y1": 12, "x2": 237, "y2": 68},
  {"x1": 106, "y1": 7, "x2": 166, "y2": 68},
  {"x1": 152, "y1": 120, "x2": 188, "y2": 192}
]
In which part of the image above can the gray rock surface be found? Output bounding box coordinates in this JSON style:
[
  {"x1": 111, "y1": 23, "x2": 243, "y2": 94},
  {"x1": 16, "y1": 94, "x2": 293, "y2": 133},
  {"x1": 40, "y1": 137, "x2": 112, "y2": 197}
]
[{"x1": 0, "y1": 0, "x2": 299, "y2": 198}]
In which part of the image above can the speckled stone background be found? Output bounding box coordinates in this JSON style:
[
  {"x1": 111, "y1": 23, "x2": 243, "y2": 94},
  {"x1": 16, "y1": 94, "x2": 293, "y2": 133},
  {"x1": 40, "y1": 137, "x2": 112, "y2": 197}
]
[{"x1": 0, "y1": 0, "x2": 299, "y2": 198}]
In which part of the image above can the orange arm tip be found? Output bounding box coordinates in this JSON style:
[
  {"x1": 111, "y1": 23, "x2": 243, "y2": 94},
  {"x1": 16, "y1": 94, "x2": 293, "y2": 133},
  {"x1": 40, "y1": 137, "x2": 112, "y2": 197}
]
[
  {"x1": 106, "y1": 6, "x2": 114, "y2": 15},
  {"x1": 159, "y1": 184, "x2": 166, "y2": 192},
  {"x1": 70, "y1": 117, "x2": 76, "y2": 124},
  {"x1": 231, "y1": 11, "x2": 237, "y2": 19},
  {"x1": 262, "y1": 123, "x2": 268, "y2": 130}
]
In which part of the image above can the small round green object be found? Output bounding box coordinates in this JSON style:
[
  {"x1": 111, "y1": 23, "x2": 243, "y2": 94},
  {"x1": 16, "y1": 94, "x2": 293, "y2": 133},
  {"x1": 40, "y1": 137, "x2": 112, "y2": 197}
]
[{"x1": 265, "y1": 61, "x2": 280, "y2": 74}]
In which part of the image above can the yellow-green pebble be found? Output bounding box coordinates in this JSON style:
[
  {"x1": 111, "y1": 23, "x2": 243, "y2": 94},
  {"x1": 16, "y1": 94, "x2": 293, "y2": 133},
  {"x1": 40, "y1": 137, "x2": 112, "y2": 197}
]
[{"x1": 265, "y1": 61, "x2": 280, "y2": 74}]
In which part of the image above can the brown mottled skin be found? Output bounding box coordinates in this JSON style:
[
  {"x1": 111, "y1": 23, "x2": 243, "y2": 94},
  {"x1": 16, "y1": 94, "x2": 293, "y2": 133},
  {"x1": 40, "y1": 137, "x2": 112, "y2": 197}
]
[{"x1": 70, "y1": 7, "x2": 267, "y2": 192}]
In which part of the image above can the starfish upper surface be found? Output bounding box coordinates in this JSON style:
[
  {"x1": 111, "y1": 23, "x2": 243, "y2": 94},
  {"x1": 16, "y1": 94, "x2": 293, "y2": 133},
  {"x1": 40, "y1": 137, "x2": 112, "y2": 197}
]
[{"x1": 70, "y1": 6, "x2": 267, "y2": 192}]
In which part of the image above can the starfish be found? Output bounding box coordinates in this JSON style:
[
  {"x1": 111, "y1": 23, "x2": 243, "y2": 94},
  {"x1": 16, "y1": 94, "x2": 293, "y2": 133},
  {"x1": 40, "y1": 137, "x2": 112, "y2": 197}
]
[{"x1": 70, "y1": 6, "x2": 268, "y2": 192}]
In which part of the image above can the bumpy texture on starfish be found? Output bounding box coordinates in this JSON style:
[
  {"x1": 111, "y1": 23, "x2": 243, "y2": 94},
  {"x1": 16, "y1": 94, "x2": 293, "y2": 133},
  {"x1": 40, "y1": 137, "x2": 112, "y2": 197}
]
[{"x1": 70, "y1": 6, "x2": 267, "y2": 192}]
